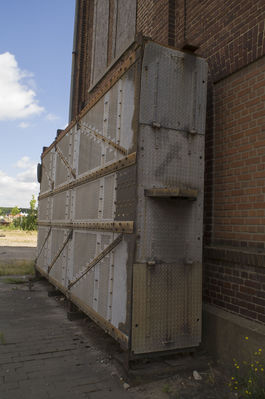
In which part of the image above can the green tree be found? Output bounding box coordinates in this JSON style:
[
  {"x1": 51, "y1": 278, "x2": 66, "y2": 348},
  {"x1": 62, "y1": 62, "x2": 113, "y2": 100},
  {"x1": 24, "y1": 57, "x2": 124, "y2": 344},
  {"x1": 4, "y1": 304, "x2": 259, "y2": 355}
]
[
  {"x1": 12, "y1": 196, "x2": 38, "y2": 231},
  {"x1": 11, "y1": 206, "x2": 20, "y2": 216},
  {"x1": 23, "y1": 195, "x2": 38, "y2": 231}
]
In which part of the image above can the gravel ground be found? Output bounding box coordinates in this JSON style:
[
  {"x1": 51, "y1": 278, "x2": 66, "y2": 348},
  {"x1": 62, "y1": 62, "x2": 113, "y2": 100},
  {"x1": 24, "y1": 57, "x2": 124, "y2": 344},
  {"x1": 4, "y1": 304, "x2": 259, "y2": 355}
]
[{"x1": 0, "y1": 229, "x2": 37, "y2": 247}]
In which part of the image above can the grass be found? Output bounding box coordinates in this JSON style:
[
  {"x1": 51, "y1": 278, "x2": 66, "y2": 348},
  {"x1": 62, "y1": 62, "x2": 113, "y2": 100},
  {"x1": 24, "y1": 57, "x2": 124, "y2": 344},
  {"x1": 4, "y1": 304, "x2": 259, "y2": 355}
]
[
  {"x1": 0, "y1": 260, "x2": 35, "y2": 276},
  {"x1": 0, "y1": 332, "x2": 5, "y2": 344},
  {"x1": 3, "y1": 277, "x2": 28, "y2": 284}
]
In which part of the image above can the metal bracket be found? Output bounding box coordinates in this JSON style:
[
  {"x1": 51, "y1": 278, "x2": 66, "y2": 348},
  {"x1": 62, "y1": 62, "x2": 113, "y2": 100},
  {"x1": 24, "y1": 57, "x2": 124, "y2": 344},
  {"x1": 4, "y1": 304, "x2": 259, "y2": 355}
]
[
  {"x1": 68, "y1": 234, "x2": 123, "y2": 289},
  {"x1": 48, "y1": 229, "x2": 73, "y2": 274},
  {"x1": 144, "y1": 187, "x2": 198, "y2": 200}
]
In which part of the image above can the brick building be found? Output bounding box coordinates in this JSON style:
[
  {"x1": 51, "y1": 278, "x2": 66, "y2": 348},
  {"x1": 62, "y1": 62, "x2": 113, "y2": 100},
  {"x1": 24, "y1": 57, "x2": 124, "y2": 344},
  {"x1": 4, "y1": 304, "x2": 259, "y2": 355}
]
[{"x1": 63, "y1": 0, "x2": 265, "y2": 360}]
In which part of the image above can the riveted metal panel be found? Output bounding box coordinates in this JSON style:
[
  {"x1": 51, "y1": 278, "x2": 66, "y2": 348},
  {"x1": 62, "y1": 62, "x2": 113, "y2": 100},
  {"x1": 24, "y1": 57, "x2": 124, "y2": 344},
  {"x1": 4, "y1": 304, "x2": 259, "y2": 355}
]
[
  {"x1": 36, "y1": 226, "x2": 50, "y2": 272},
  {"x1": 40, "y1": 151, "x2": 53, "y2": 194},
  {"x1": 136, "y1": 126, "x2": 204, "y2": 263},
  {"x1": 53, "y1": 191, "x2": 70, "y2": 221},
  {"x1": 38, "y1": 197, "x2": 52, "y2": 222},
  {"x1": 139, "y1": 42, "x2": 208, "y2": 135},
  {"x1": 78, "y1": 133, "x2": 102, "y2": 175},
  {"x1": 49, "y1": 228, "x2": 69, "y2": 287},
  {"x1": 37, "y1": 41, "x2": 207, "y2": 355},
  {"x1": 131, "y1": 262, "x2": 202, "y2": 354},
  {"x1": 74, "y1": 180, "x2": 100, "y2": 220},
  {"x1": 115, "y1": 165, "x2": 137, "y2": 221},
  {"x1": 103, "y1": 174, "x2": 116, "y2": 219}
]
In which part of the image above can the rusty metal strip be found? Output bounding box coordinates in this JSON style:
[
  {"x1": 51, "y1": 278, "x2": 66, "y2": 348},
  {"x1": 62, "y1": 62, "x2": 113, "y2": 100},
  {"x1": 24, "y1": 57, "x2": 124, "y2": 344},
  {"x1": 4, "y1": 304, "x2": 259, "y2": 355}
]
[
  {"x1": 41, "y1": 41, "x2": 140, "y2": 160},
  {"x1": 55, "y1": 145, "x2": 76, "y2": 179},
  {"x1": 35, "y1": 227, "x2": 52, "y2": 262},
  {"x1": 39, "y1": 152, "x2": 136, "y2": 200},
  {"x1": 68, "y1": 234, "x2": 123, "y2": 289},
  {"x1": 48, "y1": 229, "x2": 73, "y2": 274},
  {"x1": 38, "y1": 221, "x2": 134, "y2": 234},
  {"x1": 80, "y1": 123, "x2": 127, "y2": 155}
]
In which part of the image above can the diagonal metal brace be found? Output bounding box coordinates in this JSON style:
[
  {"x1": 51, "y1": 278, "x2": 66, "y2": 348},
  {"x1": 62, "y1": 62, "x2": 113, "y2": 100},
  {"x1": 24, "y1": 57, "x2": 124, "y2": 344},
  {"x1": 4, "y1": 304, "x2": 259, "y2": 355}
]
[
  {"x1": 42, "y1": 163, "x2": 54, "y2": 189},
  {"x1": 80, "y1": 123, "x2": 127, "y2": 155},
  {"x1": 35, "y1": 227, "x2": 52, "y2": 262},
  {"x1": 55, "y1": 144, "x2": 76, "y2": 179},
  {"x1": 68, "y1": 234, "x2": 123, "y2": 290},
  {"x1": 48, "y1": 229, "x2": 73, "y2": 274}
]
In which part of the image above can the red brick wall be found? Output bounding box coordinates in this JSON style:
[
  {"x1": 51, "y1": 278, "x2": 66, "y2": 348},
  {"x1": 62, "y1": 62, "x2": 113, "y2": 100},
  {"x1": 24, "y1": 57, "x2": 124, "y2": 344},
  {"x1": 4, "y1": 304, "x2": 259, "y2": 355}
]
[
  {"x1": 204, "y1": 247, "x2": 265, "y2": 324},
  {"x1": 69, "y1": 0, "x2": 265, "y2": 324},
  {"x1": 136, "y1": 0, "x2": 169, "y2": 45},
  {"x1": 213, "y1": 57, "x2": 265, "y2": 250},
  {"x1": 70, "y1": 0, "x2": 94, "y2": 120}
]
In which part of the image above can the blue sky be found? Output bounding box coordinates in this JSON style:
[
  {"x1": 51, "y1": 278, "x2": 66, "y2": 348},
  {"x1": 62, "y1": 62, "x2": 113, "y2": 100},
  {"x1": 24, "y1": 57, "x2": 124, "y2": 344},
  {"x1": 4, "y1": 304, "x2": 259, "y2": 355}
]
[{"x1": 0, "y1": 1, "x2": 75, "y2": 207}]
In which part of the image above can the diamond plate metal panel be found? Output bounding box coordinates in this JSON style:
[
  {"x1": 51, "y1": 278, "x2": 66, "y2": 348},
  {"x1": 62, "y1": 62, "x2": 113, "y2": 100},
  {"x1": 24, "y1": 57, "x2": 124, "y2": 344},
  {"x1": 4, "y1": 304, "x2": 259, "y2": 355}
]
[
  {"x1": 36, "y1": 226, "x2": 50, "y2": 271},
  {"x1": 103, "y1": 174, "x2": 115, "y2": 219},
  {"x1": 139, "y1": 42, "x2": 208, "y2": 135},
  {"x1": 55, "y1": 131, "x2": 74, "y2": 187},
  {"x1": 115, "y1": 165, "x2": 137, "y2": 221},
  {"x1": 49, "y1": 229, "x2": 69, "y2": 286},
  {"x1": 53, "y1": 191, "x2": 70, "y2": 221},
  {"x1": 78, "y1": 131, "x2": 102, "y2": 175},
  {"x1": 37, "y1": 41, "x2": 207, "y2": 356},
  {"x1": 40, "y1": 151, "x2": 54, "y2": 194},
  {"x1": 75, "y1": 180, "x2": 100, "y2": 220},
  {"x1": 38, "y1": 197, "x2": 51, "y2": 222},
  {"x1": 73, "y1": 231, "x2": 97, "y2": 276},
  {"x1": 136, "y1": 125, "x2": 204, "y2": 263},
  {"x1": 132, "y1": 262, "x2": 202, "y2": 354}
]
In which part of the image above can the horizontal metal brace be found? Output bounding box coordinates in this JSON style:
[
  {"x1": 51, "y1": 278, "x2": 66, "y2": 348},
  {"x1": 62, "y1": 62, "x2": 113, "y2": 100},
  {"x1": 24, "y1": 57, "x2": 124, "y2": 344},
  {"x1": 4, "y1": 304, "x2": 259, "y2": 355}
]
[
  {"x1": 55, "y1": 145, "x2": 76, "y2": 179},
  {"x1": 80, "y1": 123, "x2": 127, "y2": 155},
  {"x1": 144, "y1": 187, "x2": 198, "y2": 200},
  {"x1": 48, "y1": 229, "x2": 73, "y2": 274},
  {"x1": 39, "y1": 152, "x2": 136, "y2": 201},
  {"x1": 68, "y1": 234, "x2": 123, "y2": 289},
  {"x1": 38, "y1": 221, "x2": 134, "y2": 234}
]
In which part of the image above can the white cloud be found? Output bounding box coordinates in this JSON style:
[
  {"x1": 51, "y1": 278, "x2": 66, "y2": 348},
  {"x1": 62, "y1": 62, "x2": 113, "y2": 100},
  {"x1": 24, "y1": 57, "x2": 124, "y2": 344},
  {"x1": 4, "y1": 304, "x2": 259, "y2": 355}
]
[
  {"x1": 46, "y1": 113, "x2": 59, "y2": 121},
  {"x1": 15, "y1": 156, "x2": 32, "y2": 169},
  {"x1": 18, "y1": 122, "x2": 30, "y2": 129},
  {"x1": 0, "y1": 52, "x2": 44, "y2": 120},
  {"x1": 0, "y1": 170, "x2": 38, "y2": 208},
  {"x1": 0, "y1": 157, "x2": 39, "y2": 207}
]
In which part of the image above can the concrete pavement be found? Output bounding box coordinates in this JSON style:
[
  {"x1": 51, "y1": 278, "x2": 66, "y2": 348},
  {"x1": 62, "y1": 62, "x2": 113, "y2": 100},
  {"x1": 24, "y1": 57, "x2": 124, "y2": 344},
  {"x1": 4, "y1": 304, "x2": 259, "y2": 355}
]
[{"x1": 0, "y1": 277, "x2": 138, "y2": 399}]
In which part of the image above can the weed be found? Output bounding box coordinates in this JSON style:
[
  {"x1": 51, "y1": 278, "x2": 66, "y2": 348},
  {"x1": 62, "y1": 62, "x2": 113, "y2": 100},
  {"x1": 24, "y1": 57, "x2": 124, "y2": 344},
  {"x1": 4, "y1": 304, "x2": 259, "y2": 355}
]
[
  {"x1": 0, "y1": 260, "x2": 35, "y2": 276},
  {"x1": 207, "y1": 363, "x2": 216, "y2": 385},
  {"x1": 3, "y1": 277, "x2": 27, "y2": 284},
  {"x1": 228, "y1": 337, "x2": 265, "y2": 398},
  {"x1": 0, "y1": 332, "x2": 5, "y2": 344},
  {"x1": 162, "y1": 384, "x2": 172, "y2": 394}
]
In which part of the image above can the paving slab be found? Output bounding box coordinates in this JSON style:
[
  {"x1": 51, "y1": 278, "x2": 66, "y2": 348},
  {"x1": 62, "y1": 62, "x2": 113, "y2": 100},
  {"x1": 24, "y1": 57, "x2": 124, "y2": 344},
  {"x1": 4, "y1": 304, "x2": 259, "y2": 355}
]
[
  {"x1": 0, "y1": 276, "x2": 235, "y2": 399},
  {"x1": 0, "y1": 278, "x2": 138, "y2": 399}
]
